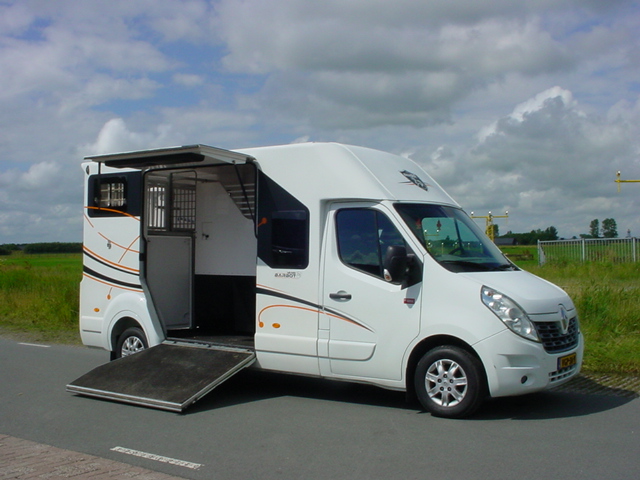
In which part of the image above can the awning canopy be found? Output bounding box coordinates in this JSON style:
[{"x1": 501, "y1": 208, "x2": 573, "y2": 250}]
[{"x1": 85, "y1": 144, "x2": 253, "y2": 169}]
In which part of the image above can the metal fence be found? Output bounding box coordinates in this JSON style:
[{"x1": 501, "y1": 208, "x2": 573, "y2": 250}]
[{"x1": 537, "y1": 238, "x2": 639, "y2": 265}]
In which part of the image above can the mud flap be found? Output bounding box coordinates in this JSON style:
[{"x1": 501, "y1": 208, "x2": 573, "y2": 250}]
[{"x1": 66, "y1": 342, "x2": 255, "y2": 412}]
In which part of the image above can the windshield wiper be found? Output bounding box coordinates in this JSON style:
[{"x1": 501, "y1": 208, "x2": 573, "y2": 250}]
[
  {"x1": 439, "y1": 260, "x2": 494, "y2": 272},
  {"x1": 487, "y1": 263, "x2": 518, "y2": 271},
  {"x1": 439, "y1": 260, "x2": 518, "y2": 273}
]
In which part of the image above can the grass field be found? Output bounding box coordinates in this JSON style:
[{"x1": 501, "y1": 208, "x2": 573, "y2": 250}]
[
  {"x1": 1, "y1": 250, "x2": 638, "y2": 374},
  {"x1": 0, "y1": 253, "x2": 81, "y2": 344}
]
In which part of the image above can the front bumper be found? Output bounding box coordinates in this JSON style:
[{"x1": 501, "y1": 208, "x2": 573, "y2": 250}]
[{"x1": 474, "y1": 328, "x2": 584, "y2": 398}]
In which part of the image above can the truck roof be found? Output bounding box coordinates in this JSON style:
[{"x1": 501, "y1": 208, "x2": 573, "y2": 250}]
[
  {"x1": 239, "y1": 142, "x2": 458, "y2": 206},
  {"x1": 85, "y1": 142, "x2": 458, "y2": 207}
]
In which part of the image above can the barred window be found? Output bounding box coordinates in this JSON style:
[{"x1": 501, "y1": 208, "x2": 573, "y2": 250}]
[
  {"x1": 145, "y1": 171, "x2": 196, "y2": 233},
  {"x1": 88, "y1": 172, "x2": 142, "y2": 217},
  {"x1": 99, "y1": 180, "x2": 125, "y2": 208}
]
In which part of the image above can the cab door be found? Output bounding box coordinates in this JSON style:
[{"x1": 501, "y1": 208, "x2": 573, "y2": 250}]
[{"x1": 320, "y1": 203, "x2": 422, "y2": 381}]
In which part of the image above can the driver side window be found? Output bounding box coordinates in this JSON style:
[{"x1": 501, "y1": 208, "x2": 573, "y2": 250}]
[{"x1": 336, "y1": 208, "x2": 406, "y2": 279}]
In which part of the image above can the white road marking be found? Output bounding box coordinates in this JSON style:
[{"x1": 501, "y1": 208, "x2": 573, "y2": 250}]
[
  {"x1": 110, "y1": 446, "x2": 203, "y2": 470},
  {"x1": 18, "y1": 342, "x2": 50, "y2": 348}
]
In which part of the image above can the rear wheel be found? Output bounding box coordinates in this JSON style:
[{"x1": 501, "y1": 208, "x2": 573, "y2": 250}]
[
  {"x1": 414, "y1": 345, "x2": 486, "y2": 418},
  {"x1": 114, "y1": 327, "x2": 148, "y2": 359}
]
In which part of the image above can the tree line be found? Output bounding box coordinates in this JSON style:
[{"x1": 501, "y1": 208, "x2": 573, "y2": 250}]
[
  {"x1": 497, "y1": 218, "x2": 620, "y2": 245},
  {"x1": 499, "y1": 226, "x2": 559, "y2": 245},
  {"x1": 581, "y1": 218, "x2": 618, "y2": 239},
  {"x1": 0, "y1": 243, "x2": 82, "y2": 255}
]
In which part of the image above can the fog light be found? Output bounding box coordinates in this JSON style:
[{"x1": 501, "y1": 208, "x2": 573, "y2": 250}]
[{"x1": 521, "y1": 376, "x2": 528, "y2": 384}]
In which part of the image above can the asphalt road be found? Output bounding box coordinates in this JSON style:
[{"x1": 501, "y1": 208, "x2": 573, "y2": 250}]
[{"x1": 1, "y1": 336, "x2": 638, "y2": 480}]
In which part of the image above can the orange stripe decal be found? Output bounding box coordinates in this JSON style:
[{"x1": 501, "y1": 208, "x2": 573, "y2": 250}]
[
  {"x1": 84, "y1": 206, "x2": 141, "y2": 220},
  {"x1": 258, "y1": 304, "x2": 320, "y2": 328}
]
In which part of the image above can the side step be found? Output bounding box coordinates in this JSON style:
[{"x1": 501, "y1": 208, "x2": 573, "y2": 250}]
[{"x1": 66, "y1": 342, "x2": 255, "y2": 412}]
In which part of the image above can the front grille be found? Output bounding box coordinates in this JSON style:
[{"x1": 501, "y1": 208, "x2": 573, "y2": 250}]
[
  {"x1": 549, "y1": 364, "x2": 578, "y2": 383},
  {"x1": 534, "y1": 317, "x2": 579, "y2": 353}
]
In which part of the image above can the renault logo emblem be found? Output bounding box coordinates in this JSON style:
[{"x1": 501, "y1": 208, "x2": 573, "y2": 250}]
[{"x1": 559, "y1": 305, "x2": 570, "y2": 334}]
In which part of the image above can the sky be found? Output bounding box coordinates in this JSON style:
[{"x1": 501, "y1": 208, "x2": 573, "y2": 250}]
[{"x1": 1, "y1": 0, "x2": 640, "y2": 243}]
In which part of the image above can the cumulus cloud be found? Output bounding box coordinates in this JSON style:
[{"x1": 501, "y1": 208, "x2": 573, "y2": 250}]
[
  {"x1": 0, "y1": 0, "x2": 639, "y2": 242},
  {"x1": 215, "y1": 0, "x2": 562, "y2": 75},
  {"x1": 60, "y1": 76, "x2": 160, "y2": 112},
  {"x1": 172, "y1": 73, "x2": 206, "y2": 87},
  {"x1": 412, "y1": 85, "x2": 640, "y2": 237},
  {"x1": 0, "y1": 160, "x2": 81, "y2": 243},
  {"x1": 0, "y1": 4, "x2": 34, "y2": 38},
  {"x1": 0, "y1": 1, "x2": 176, "y2": 108},
  {"x1": 82, "y1": 118, "x2": 174, "y2": 155},
  {"x1": 477, "y1": 86, "x2": 579, "y2": 142},
  {"x1": 214, "y1": 1, "x2": 577, "y2": 131}
]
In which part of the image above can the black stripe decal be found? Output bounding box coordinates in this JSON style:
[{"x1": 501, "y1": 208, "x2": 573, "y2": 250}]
[
  {"x1": 256, "y1": 287, "x2": 372, "y2": 331},
  {"x1": 83, "y1": 251, "x2": 140, "y2": 278},
  {"x1": 256, "y1": 287, "x2": 319, "y2": 310},
  {"x1": 83, "y1": 266, "x2": 142, "y2": 290}
]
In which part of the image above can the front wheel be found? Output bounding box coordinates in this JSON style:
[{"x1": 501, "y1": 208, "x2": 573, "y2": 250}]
[
  {"x1": 414, "y1": 345, "x2": 486, "y2": 418},
  {"x1": 113, "y1": 327, "x2": 148, "y2": 359}
]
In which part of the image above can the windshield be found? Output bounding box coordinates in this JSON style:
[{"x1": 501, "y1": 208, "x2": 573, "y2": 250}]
[{"x1": 394, "y1": 203, "x2": 517, "y2": 273}]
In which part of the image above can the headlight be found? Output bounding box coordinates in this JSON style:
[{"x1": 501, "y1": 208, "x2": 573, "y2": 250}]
[{"x1": 481, "y1": 286, "x2": 540, "y2": 342}]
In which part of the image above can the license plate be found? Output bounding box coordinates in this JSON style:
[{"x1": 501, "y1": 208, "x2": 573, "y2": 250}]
[{"x1": 558, "y1": 352, "x2": 577, "y2": 369}]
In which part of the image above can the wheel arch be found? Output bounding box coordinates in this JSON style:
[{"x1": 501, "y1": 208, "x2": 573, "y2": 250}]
[
  {"x1": 110, "y1": 316, "x2": 145, "y2": 352},
  {"x1": 101, "y1": 291, "x2": 162, "y2": 352},
  {"x1": 406, "y1": 335, "x2": 487, "y2": 400}
]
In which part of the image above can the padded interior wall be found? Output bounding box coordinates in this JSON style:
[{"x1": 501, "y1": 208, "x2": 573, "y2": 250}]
[
  {"x1": 194, "y1": 275, "x2": 256, "y2": 334},
  {"x1": 195, "y1": 181, "x2": 256, "y2": 276}
]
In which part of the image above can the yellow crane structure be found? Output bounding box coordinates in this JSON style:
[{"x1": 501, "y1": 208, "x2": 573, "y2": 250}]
[
  {"x1": 471, "y1": 211, "x2": 509, "y2": 241},
  {"x1": 616, "y1": 171, "x2": 640, "y2": 192}
]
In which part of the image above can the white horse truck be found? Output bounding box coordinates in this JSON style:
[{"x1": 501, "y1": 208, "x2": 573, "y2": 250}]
[{"x1": 67, "y1": 142, "x2": 583, "y2": 418}]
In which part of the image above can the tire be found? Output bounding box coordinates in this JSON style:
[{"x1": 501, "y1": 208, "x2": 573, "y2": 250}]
[
  {"x1": 114, "y1": 327, "x2": 148, "y2": 359},
  {"x1": 414, "y1": 345, "x2": 486, "y2": 418}
]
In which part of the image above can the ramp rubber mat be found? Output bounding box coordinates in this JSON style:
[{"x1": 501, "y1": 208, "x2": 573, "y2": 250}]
[{"x1": 67, "y1": 343, "x2": 255, "y2": 412}]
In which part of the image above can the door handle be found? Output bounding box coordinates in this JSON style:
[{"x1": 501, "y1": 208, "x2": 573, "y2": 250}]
[{"x1": 329, "y1": 291, "x2": 352, "y2": 301}]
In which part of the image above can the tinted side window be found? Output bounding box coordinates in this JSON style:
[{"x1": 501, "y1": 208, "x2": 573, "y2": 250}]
[
  {"x1": 271, "y1": 210, "x2": 308, "y2": 267},
  {"x1": 257, "y1": 171, "x2": 309, "y2": 269},
  {"x1": 336, "y1": 208, "x2": 406, "y2": 279},
  {"x1": 87, "y1": 172, "x2": 142, "y2": 217}
]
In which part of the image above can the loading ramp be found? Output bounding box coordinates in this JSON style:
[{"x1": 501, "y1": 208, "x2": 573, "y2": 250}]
[{"x1": 66, "y1": 341, "x2": 255, "y2": 412}]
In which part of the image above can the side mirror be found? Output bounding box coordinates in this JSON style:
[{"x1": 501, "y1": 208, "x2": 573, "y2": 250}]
[
  {"x1": 384, "y1": 245, "x2": 422, "y2": 288},
  {"x1": 383, "y1": 245, "x2": 408, "y2": 284}
]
